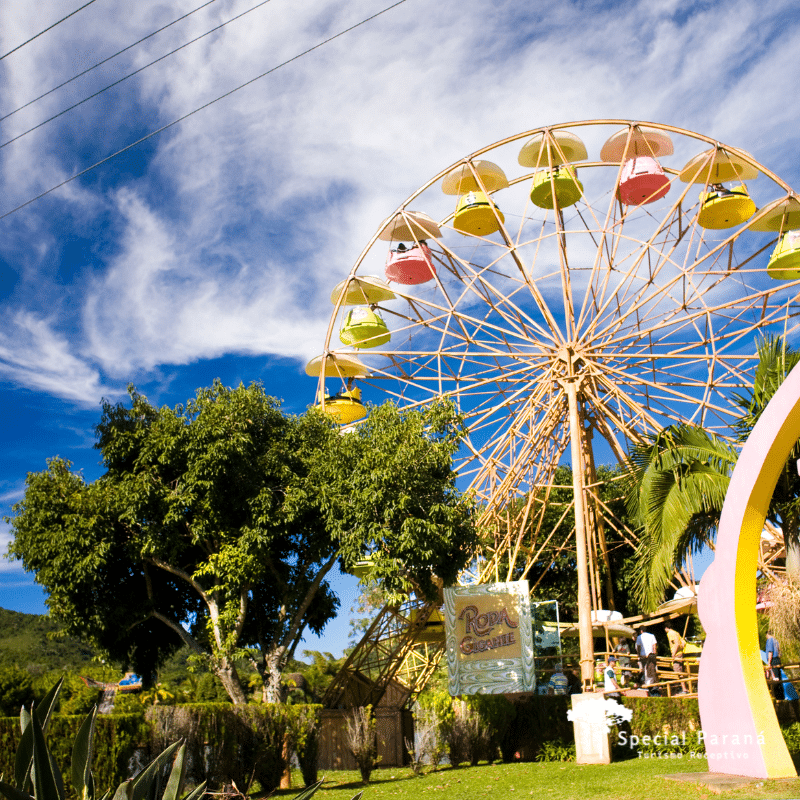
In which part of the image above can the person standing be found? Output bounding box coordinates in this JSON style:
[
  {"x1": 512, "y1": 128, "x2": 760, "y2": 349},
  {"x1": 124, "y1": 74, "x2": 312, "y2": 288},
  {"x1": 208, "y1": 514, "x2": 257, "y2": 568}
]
[
  {"x1": 603, "y1": 655, "x2": 622, "y2": 700},
  {"x1": 766, "y1": 627, "x2": 784, "y2": 700},
  {"x1": 547, "y1": 663, "x2": 569, "y2": 696},
  {"x1": 637, "y1": 626, "x2": 659, "y2": 692},
  {"x1": 615, "y1": 637, "x2": 632, "y2": 685},
  {"x1": 664, "y1": 621, "x2": 688, "y2": 693}
]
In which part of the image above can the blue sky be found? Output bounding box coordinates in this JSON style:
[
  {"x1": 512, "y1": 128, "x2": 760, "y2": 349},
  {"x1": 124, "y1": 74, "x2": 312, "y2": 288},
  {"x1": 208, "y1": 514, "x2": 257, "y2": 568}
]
[{"x1": 1, "y1": 0, "x2": 799, "y2": 658}]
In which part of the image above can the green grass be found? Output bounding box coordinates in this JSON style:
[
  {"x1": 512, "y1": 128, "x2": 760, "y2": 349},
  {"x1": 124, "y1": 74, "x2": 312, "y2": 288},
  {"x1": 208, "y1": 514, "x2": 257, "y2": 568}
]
[{"x1": 275, "y1": 760, "x2": 800, "y2": 800}]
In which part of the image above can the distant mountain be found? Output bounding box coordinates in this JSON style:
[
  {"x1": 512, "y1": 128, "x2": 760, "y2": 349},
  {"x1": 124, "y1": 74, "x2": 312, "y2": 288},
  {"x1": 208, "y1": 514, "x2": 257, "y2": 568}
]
[{"x1": 0, "y1": 607, "x2": 98, "y2": 673}]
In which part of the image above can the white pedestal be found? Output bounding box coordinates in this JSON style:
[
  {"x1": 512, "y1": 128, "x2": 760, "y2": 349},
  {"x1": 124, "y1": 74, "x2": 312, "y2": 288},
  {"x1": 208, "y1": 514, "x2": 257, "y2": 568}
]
[{"x1": 571, "y1": 693, "x2": 611, "y2": 765}]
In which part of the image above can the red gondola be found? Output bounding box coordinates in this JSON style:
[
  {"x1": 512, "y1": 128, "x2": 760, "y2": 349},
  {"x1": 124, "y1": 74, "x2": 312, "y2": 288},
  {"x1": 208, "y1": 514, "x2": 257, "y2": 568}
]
[{"x1": 385, "y1": 242, "x2": 435, "y2": 285}]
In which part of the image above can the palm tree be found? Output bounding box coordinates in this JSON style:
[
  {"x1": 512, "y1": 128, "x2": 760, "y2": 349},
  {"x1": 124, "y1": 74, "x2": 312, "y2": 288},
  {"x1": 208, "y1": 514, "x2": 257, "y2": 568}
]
[{"x1": 626, "y1": 336, "x2": 800, "y2": 611}]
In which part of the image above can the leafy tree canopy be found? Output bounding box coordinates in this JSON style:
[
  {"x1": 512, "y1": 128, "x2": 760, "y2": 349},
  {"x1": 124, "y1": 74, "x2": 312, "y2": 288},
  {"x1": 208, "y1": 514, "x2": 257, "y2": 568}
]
[{"x1": 6, "y1": 381, "x2": 476, "y2": 703}]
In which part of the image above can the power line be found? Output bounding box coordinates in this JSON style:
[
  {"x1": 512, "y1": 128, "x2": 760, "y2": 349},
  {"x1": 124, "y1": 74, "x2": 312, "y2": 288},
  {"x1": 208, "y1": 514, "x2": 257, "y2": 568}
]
[
  {"x1": 0, "y1": 0, "x2": 102, "y2": 61},
  {"x1": 0, "y1": 0, "x2": 223, "y2": 123},
  {"x1": 0, "y1": 0, "x2": 275, "y2": 151},
  {"x1": 0, "y1": 0, "x2": 411, "y2": 223}
]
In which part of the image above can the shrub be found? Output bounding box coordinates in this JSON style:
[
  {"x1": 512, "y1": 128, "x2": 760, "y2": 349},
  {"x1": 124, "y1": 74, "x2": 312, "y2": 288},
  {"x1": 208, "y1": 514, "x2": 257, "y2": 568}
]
[
  {"x1": 443, "y1": 702, "x2": 490, "y2": 767},
  {"x1": 287, "y1": 705, "x2": 322, "y2": 787},
  {"x1": 408, "y1": 706, "x2": 446, "y2": 773},
  {"x1": 346, "y1": 706, "x2": 378, "y2": 783},
  {"x1": 418, "y1": 691, "x2": 509, "y2": 766},
  {"x1": 535, "y1": 740, "x2": 575, "y2": 762}
]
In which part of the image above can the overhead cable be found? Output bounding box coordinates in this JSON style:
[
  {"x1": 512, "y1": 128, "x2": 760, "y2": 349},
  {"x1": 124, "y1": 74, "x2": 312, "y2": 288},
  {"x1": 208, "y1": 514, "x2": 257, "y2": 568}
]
[
  {"x1": 0, "y1": 0, "x2": 411, "y2": 223},
  {"x1": 0, "y1": 0, "x2": 102, "y2": 61},
  {"x1": 0, "y1": 0, "x2": 222, "y2": 123},
  {"x1": 0, "y1": 0, "x2": 275, "y2": 151}
]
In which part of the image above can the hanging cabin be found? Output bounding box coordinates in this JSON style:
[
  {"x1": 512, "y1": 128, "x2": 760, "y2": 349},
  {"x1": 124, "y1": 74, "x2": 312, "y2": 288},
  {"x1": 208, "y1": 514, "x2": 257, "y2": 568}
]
[
  {"x1": 767, "y1": 230, "x2": 800, "y2": 280},
  {"x1": 339, "y1": 307, "x2": 391, "y2": 348},
  {"x1": 316, "y1": 386, "x2": 367, "y2": 425},
  {"x1": 453, "y1": 190, "x2": 505, "y2": 235},
  {"x1": 618, "y1": 156, "x2": 670, "y2": 205},
  {"x1": 529, "y1": 165, "x2": 583, "y2": 209},
  {"x1": 441, "y1": 160, "x2": 508, "y2": 237},
  {"x1": 697, "y1": 184, "x2": 756, "y2": 229},
  {"x1": 385, "y1": 241, "x2": 436, "y2": 284}
]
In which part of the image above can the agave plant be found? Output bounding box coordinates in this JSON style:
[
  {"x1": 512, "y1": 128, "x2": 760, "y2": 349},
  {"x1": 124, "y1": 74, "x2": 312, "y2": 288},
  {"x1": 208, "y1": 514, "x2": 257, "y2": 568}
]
[
  {"x1": 0, "y1": 677, "x2": 205, "y2": 800},
  {"x1": 294, "y1": 780, "x2": 362, "y2": 800}
]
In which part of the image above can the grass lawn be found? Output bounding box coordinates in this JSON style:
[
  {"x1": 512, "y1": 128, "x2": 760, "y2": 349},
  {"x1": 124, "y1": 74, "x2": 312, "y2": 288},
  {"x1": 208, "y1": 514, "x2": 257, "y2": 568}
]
[{"x1": 276, "y1": 760, "x2": 800, "y2": 800}]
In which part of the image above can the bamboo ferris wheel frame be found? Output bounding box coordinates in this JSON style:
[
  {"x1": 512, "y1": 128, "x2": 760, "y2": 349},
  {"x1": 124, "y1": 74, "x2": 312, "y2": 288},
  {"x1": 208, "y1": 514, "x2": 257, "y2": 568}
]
[{"x1": 314, "y1": 120, "x2": 800, "y2": 688}]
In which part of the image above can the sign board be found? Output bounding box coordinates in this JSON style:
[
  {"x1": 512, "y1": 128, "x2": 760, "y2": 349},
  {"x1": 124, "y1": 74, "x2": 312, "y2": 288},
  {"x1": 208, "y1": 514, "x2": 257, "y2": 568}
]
[{"x1": 443, "y1": 580, "x2": 535, "y2": 695}]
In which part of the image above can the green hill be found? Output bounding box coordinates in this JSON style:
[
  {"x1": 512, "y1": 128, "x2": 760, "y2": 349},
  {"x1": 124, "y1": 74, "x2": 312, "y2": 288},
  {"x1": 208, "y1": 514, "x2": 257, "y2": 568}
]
[{"x1": 0, "y1": 607, "x2": 98, "y2": 673}]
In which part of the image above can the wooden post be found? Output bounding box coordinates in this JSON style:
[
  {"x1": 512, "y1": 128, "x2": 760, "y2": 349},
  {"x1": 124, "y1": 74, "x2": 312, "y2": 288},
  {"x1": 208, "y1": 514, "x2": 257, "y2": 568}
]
[{"x1": 564, "y1": 375, "x2": 595, "y2": 692}]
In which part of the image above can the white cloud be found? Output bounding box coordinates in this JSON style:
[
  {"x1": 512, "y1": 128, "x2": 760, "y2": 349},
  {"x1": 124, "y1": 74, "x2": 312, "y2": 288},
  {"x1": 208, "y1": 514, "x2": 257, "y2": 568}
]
[
  {"x1": 0, "y1": 312, "x2": 107, "y2": 403},
  {"x1": 2, "y1": 0, "x2": 800, "y2": 398},
  {"x1": 0, "y1": 521, "x2": 25, "y2": 574}
]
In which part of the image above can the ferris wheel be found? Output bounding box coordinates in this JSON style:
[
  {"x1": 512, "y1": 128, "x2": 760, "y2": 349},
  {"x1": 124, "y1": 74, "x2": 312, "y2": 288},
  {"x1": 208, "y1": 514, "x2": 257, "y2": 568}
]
[{"x1": 307, "y1": 120, "x2": 800, "y2": 621}]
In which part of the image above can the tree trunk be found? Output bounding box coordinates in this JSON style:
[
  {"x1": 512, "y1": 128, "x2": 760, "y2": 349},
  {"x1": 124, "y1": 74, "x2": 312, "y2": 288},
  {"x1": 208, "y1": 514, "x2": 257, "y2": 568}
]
[
  {"x1": 214, "y1": 657, "x2": 249, "y2": 705},
  {"x1": 264, "y1": 650, "x2": 286, "y2": 704},
  {"x1": 784, "y1": 513, "x2": 800, "y2": 582}
]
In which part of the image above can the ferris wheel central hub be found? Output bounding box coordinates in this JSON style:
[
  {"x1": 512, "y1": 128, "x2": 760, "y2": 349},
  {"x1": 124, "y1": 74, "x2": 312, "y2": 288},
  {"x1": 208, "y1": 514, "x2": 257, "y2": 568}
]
[{"x1": 555, "y1": 344, "x2": 589, "y2": 377}]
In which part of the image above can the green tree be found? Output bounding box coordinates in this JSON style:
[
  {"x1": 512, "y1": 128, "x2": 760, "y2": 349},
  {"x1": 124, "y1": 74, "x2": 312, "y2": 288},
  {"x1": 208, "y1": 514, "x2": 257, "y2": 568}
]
[
  {"x1": 626, "y1": 336, "x2": 800, "y2": 610},
  {"x1": 0, "y1": 664, "x2": 35, "y2": 716},
  {"x1": 6, "y1": 382, "x2": 476, "y2": 704}
]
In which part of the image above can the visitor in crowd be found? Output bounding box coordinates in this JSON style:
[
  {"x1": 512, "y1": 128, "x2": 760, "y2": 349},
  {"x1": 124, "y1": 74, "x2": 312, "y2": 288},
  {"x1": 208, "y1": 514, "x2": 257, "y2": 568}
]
[
  {"x1": 614, "y1": 637, "x2": 632, "y2": 685},
  {"x1": 603, "y1": 655, "x2": 622, "y2": 700},
  {"x1": 635, "y1": 625, "x2": 659, "y2": 693},
  {"x1": 664, "y1": 620, "x2": 688, "y2": 694},
  {"x1": 564, "y1": 669, "x2": 582, "y2": 695},
  {"x1": 547, "y1": 663, "x2": 569, "y2": 695},
  {"x1": 765, "y1": 627, "x2": 784, "y2": 700}
]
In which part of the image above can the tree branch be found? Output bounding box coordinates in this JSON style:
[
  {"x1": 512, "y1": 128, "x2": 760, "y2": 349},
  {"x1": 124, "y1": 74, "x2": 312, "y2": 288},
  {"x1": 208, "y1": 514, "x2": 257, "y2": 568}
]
[
  {"x1": 279, "y1": 551, "x2": 339, "y2": 656},
  {"x1": 128, "y1": 610, "x2": 203, "y2": 655},
  {"x1": 236, "y1": 586, "x2": 248, "y2": 641},
  {"x1": 146, "y1": 556, "x2": 209, "y2": 604}
]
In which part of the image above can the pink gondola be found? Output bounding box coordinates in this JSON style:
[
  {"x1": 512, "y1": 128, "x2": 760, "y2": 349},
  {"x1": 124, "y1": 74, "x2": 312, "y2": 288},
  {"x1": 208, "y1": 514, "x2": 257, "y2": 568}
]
[
  {"x1": 384, "y1": 242, "x2": 435, "y2": 285},
  {"x1": 618, "y1": 156, "x2": 670, "y2": 206}
]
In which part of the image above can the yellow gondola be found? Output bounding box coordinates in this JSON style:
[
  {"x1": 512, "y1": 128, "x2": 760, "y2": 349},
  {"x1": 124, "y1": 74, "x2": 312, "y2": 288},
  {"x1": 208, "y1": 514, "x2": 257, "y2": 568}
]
[
  {"x1": 767, "y1": 230, "x2": 800, "y2": 280},
  {"x1": 316, "y1": 387, "x2": 367, "y2": 425},
  {"x1": 441, "y1": 160, "x2": 509, "y2": 195},
  {"x1": 454, "y1": 190, "x2": 504, "y2": 236},
  {"x1": 749, "y1": 197, "x2": 800, "y2": 232},
  {"x1": 305, "y1": 353, "x2": 369, "y2": 378},
  {"x1": 529, "y1": 166, "x2": 583, "y2": 209},
  {"x1": 339, "y1": 307, "x2": 391, "y2": 348},
  {"x1": 518, "y1": 130, "x2": 588, "y2": 168},
  {"x1": 330, "y1": 275, "x2": 395, "y2": 306},
  {"x1": 697, "y1": 184, "x2": 755, "y2": 229}
]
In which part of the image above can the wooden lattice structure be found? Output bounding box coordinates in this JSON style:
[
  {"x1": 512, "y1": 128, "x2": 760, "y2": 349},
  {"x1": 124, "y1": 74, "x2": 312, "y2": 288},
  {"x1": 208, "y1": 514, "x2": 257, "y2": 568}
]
[
  {"x1": 313, "y1": 120, "x2": 800, "y2": 703},
  {"x1": 323, "y1": 598, "x2": 443, "y2": 710}
]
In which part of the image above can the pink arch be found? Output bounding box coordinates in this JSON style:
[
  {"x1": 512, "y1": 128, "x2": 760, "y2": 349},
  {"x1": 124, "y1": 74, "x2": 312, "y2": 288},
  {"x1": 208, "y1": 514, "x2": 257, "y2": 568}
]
[{"x1": 698, "y1": 363, "x2": 800, "y2": 777}]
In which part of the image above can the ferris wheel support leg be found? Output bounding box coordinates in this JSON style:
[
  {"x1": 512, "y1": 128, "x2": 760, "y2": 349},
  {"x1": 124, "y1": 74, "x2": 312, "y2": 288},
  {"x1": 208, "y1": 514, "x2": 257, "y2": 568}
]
[{"x1": 564, "y1": 378, "x2": 596, "y2": 692}]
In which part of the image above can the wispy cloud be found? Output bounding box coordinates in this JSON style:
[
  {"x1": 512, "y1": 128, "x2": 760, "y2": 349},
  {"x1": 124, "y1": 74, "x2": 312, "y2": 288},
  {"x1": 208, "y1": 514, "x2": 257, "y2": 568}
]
[
  {"x1": 0, "y1": 312, "x2": 108, "y2": 403},
  {"x1": 0, "y1": 521, "x2": 25, "y2": 574},
  {"x1": 1, "y1": 0, "x2": 799, "y2": 400}
]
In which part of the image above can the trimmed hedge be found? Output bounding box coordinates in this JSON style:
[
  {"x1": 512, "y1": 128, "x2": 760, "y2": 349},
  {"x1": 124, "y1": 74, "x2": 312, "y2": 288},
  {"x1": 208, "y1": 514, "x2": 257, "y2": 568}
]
[
  {"x1": 0, "y1": 703, "x2": 322, "y2": 794},
  {"x1": 0, "y1": 713, "x2": 147, "y2": 796}
]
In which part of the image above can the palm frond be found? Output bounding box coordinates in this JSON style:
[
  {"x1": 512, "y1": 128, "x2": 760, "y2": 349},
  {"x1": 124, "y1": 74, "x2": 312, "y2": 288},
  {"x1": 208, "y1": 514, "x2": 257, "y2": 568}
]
[{"x1": 625, "y1": 424, "x2": 735, "y2": 610}]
